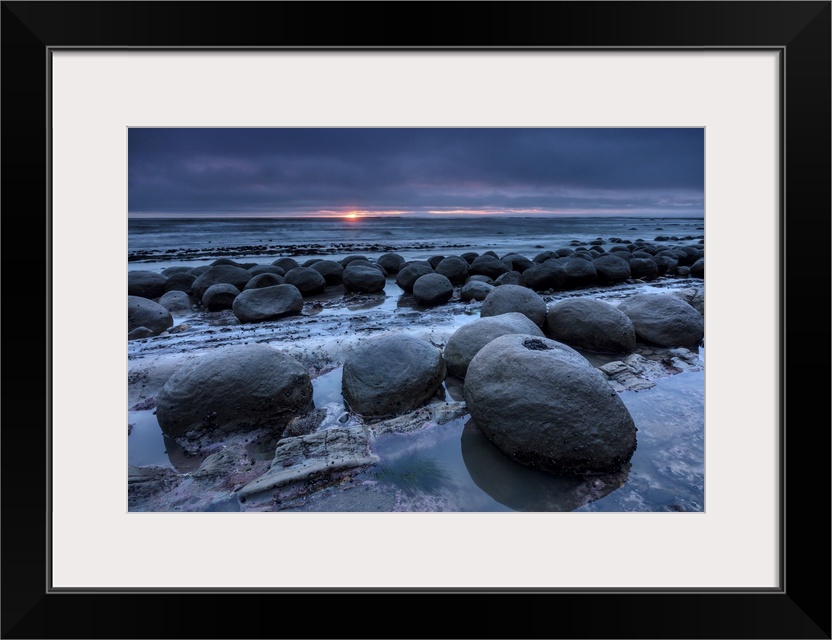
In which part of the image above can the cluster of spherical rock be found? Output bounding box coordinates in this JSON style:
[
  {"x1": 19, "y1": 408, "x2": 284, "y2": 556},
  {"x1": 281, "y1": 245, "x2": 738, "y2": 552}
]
[
  {"x1": 149, "y1": 270, "x2": 704, "y2": 478},
  {"x1": 128, "y1": 241, "x2": 704, "y2": 339}
]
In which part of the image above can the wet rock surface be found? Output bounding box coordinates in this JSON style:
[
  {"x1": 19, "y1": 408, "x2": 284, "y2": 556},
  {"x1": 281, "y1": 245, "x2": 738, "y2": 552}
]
[
  {"x1": 341, "y1": 333, "x2": 446, "y2": 418},
  {"x1": 128, "y1": 295, "x2": 173, "y2": 336},
  {"x1": 155, "y1": 343, "x2": 314, "y2": 439},
  {"x1": 545, "y1": 298, "x2": 636, "y2": 354},
  {"x1": 443, "y1": 312, "x2": 545, "y2": 378},
  {"x1": 463, "y1": 334, "x2": 638, "y2": 476},
  {"x1": 129, "y1": 252, "x2": 704, "y2": 512}
]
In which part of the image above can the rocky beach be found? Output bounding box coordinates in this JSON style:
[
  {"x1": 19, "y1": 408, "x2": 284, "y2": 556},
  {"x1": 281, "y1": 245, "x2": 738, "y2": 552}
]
[{"x1": 128, "y1": 217, "x2": 705, "y2": 513}]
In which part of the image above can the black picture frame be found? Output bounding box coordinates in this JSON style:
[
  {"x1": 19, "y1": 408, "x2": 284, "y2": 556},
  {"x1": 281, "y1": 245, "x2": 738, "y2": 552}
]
[{"x1": 3, "y1": 2, "x2": 829, "y2": 638}]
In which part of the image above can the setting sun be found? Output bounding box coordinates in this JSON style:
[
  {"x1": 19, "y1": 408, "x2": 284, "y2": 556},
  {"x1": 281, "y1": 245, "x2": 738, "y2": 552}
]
[{"x1": 345, "y1": 213, "x2": 358, "y2": 219}]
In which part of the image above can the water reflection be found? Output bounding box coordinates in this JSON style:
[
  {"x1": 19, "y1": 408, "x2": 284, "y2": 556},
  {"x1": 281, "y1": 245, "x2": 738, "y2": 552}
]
[
  {"x1": 312, "y1": 366, "x2": 344, "y2": 407},
  {"x1": 460, "y1": 419, "x2": 631, "y2": 511},
  {"x1": 396, "y1": 293, "x2": 420, "y2": 310},
  {"x1": 128, "y1": 410, "x2": 173, "y2": 469},
  {"x1": 163, "y1": 435, "x2": 205, "y2": 473},
  {"x1": 444, "y1": 374, "x2": 465, "y2": 401}
]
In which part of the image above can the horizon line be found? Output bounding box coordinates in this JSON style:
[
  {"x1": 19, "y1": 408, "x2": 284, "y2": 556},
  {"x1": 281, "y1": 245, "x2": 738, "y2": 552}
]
[{"x1": 128, "y1": 212, "x2": 705, "y2": 220}]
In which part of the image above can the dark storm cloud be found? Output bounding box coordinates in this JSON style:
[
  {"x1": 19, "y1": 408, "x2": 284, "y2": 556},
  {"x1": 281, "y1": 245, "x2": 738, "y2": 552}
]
[{"x1": 128, "y1": 128, "x2": 704, "y2": 216}]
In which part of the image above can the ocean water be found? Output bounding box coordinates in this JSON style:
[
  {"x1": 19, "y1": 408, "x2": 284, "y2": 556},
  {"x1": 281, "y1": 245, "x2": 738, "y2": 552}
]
[{"x1": 128, "y1": 215, "x2": 704, "y2": 268}]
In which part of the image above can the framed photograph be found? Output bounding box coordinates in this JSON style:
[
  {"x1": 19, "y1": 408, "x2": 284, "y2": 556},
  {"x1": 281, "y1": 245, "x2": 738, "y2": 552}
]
[{"x1": 4, "y1": 2, "x2": 829, "y2": 638}]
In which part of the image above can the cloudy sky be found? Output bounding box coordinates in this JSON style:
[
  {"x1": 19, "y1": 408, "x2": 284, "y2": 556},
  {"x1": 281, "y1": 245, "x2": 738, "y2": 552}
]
[{"x1": 128, "y1": 128, "x2": 704, "y2": 218}]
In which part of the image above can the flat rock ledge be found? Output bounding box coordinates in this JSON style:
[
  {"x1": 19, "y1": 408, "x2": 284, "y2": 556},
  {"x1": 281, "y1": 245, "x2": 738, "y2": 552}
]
[
  {"x1": 599, "y1": 348, "x2": 702, "y2": 392},
  {"x1": 236, "y1": 427, "x2": 379, "y2": 509},
  {"x1": 366, "y1": 400, "x2": 468, "y2": 436}
]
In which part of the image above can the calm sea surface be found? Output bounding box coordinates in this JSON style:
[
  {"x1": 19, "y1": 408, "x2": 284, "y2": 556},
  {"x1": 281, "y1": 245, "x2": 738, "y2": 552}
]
[{"x1": 128, "y1": 215, "x2": 704, "y2": 267}]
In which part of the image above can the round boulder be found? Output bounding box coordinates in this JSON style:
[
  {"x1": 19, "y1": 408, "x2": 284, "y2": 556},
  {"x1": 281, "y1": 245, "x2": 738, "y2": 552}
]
[
  {"x1": 211, "y1": 258, "x2": 242, "y2": 267},
  {"x1": 443, "y1": 312, "x2": 544, "y2": 378},
  {"x1": 128, "y1": 295, "x2": 173, "y2": 336},
  {"x1": 501, "y1": 254, "x2": 535, "y2": 273},
  {"x1": 283, "y1": 267, "x2": 327, "y2": 295},
  {"x1": 480, "y1": 284, "x2": 547, "y2": 327},
  {"x1": 395, "y1": 262, "x2": 434, "y2": 292},
  {"x1": 155, "y1": 344, "x2": 313, "y2": 438},
  {"x1": 617, "y1": 293, "x2": 705, "y2": 349},
  {"x1": 468, "y1": 255, "x2": 509, "y2": 279},
  {"x1": 192, "y1": 265, "x2": 252, "y2": 301},
  {"x1": 413, "y1": 273, "x2": 454, "y2": 306},
  {"x1": 463, "y1": 334, "x2": 637, "y2": 475},
  {"x1": 202, "y1": 283, "x2": 240, "y2": 311},
  {"x1": 427, "y1": 255, "x2": 445, "y2": 269},
  {"x1": 629, "y1": 258, "x2": 659, "y2": 281},
  {"x1": 232, "y1": 284, "x2": 304, "y2": 323},
  {"x1": 435, "y1": 255, "x2": 469, "y2": 285},
  {"x1": 244, "y1": 273, "x2": 284, "y2": 290},
  {"x1": 690, "y1": 257, "x2": 704, "y2": 279},
  {"x1": 593, "y1": 254, "x2": 632, "y2": 284},
  {"x1": 272, "y1": 257, "x2": 300, "y2": 272},
  {"x1": 163, "y1": 272, "x2": 196, "y2": 295},
  {"x1": 545, "y1": 298, "x2": 636, "y2": 354},
  {"x1": 342, "y1": 263, "x2": 386, "y2": 293},
  {"x1": 161, "y1": 266, "x2": 192, "y2": 277},
  {"x1": 340, "y1": 255, "x2": 370, "y2": 268},
  {"x1": 460, "y1": 280, "x2": 494, "y2": 302},
  {"x1": 377, "y1": 253, "x2": 405, "y2": 274},
  {"x1": 128, "y1": 270, "x2": 168, "y2": 300},
  {"x1": 248, "y1": 265, "x2": 286, "y2": 277},
  {"x1": 494, "y1": 271, "x2": 525, "y2": 287},
  {"x1": 311, "y1": 260, "x2": 345, "y2": 286},
  {"x1": 522, "y1": 261, "x2": 567, "y2": 292},
  {"x1": 560, "y1": 258, "x2": 597, "y2": 289},
  {"x1": 158, "y1": 290, "x2": 193, "y2": 314},
  {"x1": 341, "y1": 334, "x2": 445, "y2": 418}
]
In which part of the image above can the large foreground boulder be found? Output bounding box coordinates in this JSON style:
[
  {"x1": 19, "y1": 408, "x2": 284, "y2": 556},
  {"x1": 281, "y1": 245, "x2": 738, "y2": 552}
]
[
  {"x1": 463, "y1": 334, "x2": 637, "y2": 476},
  {"x1": 128, "y1": 295, "x2": 173, "y2": 336},
  {"x1": 232, "y1": 284, "x2": 304, "y2": 323},
  {"x1": 480, "y1": 284, "x2": 547, "y2": 327},
  {"x1": 341, "y1": 334, "x2": 445, "y2": 418},
  {"x1": 545, "y1": 298, "x2": 636, "y2": 354},
  {"x1": 617, "y1": 293, "x2": 704, "y2": 349},
  {"x1": 155, "y1": 344, "x2": 313, "y2": 438},
  {"x1": 443, "y1": 312, "x2": 544, "y2": 378}
]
